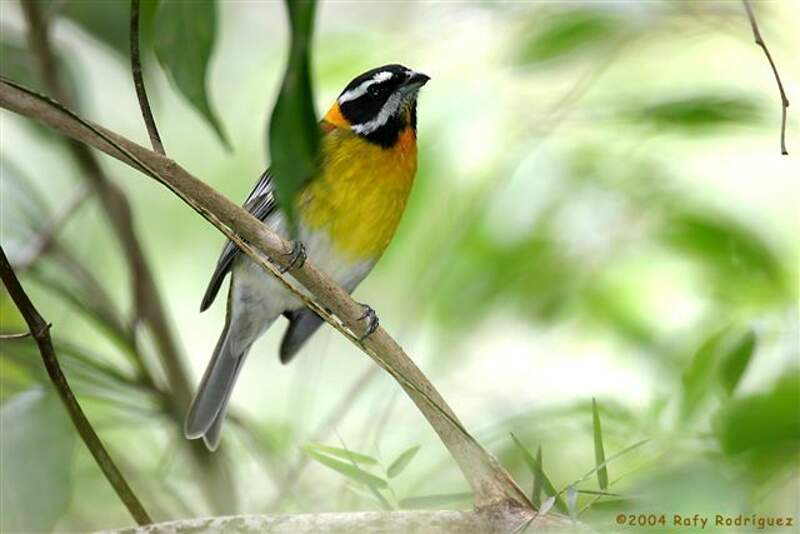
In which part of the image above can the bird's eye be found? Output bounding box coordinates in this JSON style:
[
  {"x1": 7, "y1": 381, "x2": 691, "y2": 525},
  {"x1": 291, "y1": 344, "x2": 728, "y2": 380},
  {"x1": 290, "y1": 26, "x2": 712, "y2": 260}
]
[{"x1": 369, "y1": 87, "x2": 379, "y2": 97}]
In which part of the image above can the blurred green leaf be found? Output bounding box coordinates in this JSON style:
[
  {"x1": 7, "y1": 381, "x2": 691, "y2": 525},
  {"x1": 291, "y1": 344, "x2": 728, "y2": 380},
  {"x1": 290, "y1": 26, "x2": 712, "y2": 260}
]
[
  {"x1": 0, "y1": 354, "x2": 40, "y2": 402},
  {"x1": 630, "y1": 95, "x2": 761, "y2": 131},
  {"x1": 0, "y1": 39, "x2": 78, "y2": 138},
  {"x1": 387, "y1": 445, "x2": 420, "y2": 478},
  {"x1": 718, "y1": 329, "x2": 757, "y2": 395},
  {"x1": 1, "y1": 389, "x2": 75, "y2": 533},
  {"x1": 304, "y1": 442, "x2": 378, "y2": 465},
  {"x1": 399, "y1": 492, "x2": 472, "y2": 510},
  {"x1": 592, "y1": 398, "x2": 608, "y2": 490},
  {"x1": 510, "y1": 434, "x2": 567, "y2": 513},
  {"x1": 27, "y1": 268, "x2": 134, "y2": 358},
  {"x1": 303, "y1": 447, "x2": 387, "y2": 489},
  {"x1": 519, "y1": 10, "x2": 620, "y2": 64},
  {"x1": 51, "y1": 0, "x2": 160, "y2": 54},
  {"x1": 681, "y1": 328, "x2": 728, "y2": 421},
  {"x1": 606, "y1": 461, "x2": 746, "y2": 520},
  {"x1": 715, "y1": 371, "x2": 799, "y2": 469},
  {"x1": 0, "y1": 160, "x2": 48, "y2": 240},
  {"x1": 0, "y1": 40, "x2": 41, "y2": 92},
  {"x1": 267, "y1": 0, "x2": 320, "y2": 230},
  {"x1": 584, "y1": 284, "x2": 656, "y2": 346},
  {"x1": 154, "y1": 0, "x2": 228, "y2": 145}
]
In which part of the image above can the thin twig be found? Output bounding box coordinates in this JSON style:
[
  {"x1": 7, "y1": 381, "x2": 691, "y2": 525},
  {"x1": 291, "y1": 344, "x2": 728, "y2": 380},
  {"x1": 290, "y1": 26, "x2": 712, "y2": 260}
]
[
  {"x1": 129, "y1": 0, "x2": 164, "y2": 155},
  {"x1": 742, "y1": 0, "x2": 790, "y2": 155},
  {"x1": 0, "y1": 246, "x2": 152, "y2": 526},
  {"x1": 15, "y1": 182, "x2": 91, "y2": 271},
  {"x1": 0, "y1": 331, "x2": 33, "y2": 340}
]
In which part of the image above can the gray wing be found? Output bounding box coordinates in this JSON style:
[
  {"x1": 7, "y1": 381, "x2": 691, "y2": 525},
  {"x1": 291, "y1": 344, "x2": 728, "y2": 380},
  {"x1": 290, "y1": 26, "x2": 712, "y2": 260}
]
[
  {"x1": 279, "y1": 309, "x2": 325, "y2": 364},
  {"x1": 199, "y1": 169, "x2": 277, "y2": 311}
]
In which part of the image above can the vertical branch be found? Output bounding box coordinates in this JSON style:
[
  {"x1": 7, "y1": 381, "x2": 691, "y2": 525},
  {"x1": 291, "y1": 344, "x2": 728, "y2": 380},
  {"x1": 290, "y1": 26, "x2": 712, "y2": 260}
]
[
  {"x1": 130, "y1": 0, "x2": 165, "y2": 155},
  {"x1": 0, "y1": 246, "x2": 153, "y2": 526},
  {"x1": 742, "y1": 0, "x2": 790, "y2": 155}
]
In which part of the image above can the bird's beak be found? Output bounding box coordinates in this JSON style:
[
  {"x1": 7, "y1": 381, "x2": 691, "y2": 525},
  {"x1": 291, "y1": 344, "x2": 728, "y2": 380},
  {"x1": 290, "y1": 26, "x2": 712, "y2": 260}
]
[{"x1": 403, "y1": 72, "x2": 431, "y2": 89}]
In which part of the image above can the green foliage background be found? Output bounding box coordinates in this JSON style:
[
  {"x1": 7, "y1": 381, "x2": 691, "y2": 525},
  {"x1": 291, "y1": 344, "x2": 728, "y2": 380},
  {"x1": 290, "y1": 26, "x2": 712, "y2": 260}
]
[{"x1": 1, "y1": 1, "x2": 798, "y2": 531}]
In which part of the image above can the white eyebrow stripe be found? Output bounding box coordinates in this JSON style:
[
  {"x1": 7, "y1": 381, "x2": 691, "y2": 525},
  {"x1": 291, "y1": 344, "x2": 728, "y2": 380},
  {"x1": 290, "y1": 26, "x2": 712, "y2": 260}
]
[{"x1": 338, "y1": 71, "x2": 394, "y2": 104}]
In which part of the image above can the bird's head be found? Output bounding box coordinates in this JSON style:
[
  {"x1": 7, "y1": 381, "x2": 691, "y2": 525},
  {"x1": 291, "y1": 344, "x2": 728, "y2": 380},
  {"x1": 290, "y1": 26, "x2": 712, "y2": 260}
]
[{"x1": 324, "y1": 64, "x2": 430, "y2": 147}]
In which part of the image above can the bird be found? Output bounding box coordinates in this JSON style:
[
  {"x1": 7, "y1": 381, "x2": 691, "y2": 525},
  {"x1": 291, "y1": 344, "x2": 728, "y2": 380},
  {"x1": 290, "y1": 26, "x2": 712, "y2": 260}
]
[{"x1": 185, "y1": 64, "x2": 430, "y2": 450}]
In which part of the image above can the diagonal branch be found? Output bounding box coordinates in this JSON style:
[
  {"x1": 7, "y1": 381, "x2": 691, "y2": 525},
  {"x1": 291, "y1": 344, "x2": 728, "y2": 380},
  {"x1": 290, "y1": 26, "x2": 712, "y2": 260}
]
[
  {"x1": 0, "y1": 246, "x2": 153, "y2": 526},
  {"x1": 130, "y1": 0, "x2": 165, "y2": 155},
  {"x1": 742, "y1": 0, "x2": 790, "y2": 155},
  {"x1": 0, "y1": 77, "x2": 530, "y2": 510}
]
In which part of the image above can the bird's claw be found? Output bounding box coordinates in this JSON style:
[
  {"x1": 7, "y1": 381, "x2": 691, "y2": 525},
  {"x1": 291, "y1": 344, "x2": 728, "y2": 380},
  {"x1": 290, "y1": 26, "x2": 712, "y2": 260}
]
[
  {"x1": 279, "y1": 241, "x2": 306, "y2": 274},
  {"x1": 357, "y1": 303, "x2": 379, "y2": 342}
]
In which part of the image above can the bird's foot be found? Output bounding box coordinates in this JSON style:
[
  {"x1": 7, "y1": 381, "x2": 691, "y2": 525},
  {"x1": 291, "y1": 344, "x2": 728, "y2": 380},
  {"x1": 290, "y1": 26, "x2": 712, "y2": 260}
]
[
  {"x1": 279, "y1": 240, "x2": 306, "y2": 274},
  {"x1": 357, "y1": 303, "x2": 379, "y2": 342}
]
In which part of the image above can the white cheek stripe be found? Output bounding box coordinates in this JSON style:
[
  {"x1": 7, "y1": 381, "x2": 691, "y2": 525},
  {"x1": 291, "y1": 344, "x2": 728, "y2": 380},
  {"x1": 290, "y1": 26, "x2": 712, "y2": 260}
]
[
  {"x1": 338, "y1": 71, "x2": 394, "y2": 104},
  {"x1": 351, "y1": 91, "x2": 405, "y2": 135}
]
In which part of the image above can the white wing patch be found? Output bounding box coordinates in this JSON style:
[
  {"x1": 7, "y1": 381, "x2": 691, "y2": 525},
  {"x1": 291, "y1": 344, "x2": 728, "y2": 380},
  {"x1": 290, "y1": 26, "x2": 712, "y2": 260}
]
[{"x1": 338, "y1": 70, "x2": 394, "y2": 104}]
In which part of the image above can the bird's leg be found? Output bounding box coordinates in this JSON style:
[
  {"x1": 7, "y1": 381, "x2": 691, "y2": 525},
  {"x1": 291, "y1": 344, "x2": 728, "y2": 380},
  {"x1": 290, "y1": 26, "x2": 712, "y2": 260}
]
[
  {"x1": 279, "y1": 240, "x2": 306, "y2": 274},
  {"x1": 357, "y1": 303, "x2": 379, "y2": 341}
]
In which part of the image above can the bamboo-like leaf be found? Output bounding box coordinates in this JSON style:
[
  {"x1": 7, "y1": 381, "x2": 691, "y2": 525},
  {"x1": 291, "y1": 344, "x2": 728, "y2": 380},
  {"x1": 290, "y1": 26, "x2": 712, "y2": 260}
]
[
  {"x1": 304, "y1": 443, "x2": 378, "y2": 465},
  {"x1": 577, "y1": 489, "x2": 623, "y2": 497},
  {"x1": 681, "y1": 329, "x2": 728, "y2": 421},
  {"x1": 1, "y1": 390, "x2": 75, "y2": 533},
  {"x1": 154, "y1": 0, "x2": 228, "y2": 146},
  {"x1": 572, "y1": 439, "x2": 650, "y2": 487},
  {"x1": 387, "y1": 445, "x2": 420, "y2": 478},
  {"x1": 267, "y1": 0, "x2": 320, "y2": 230},
  {"x1": 519, "y1": 10, "x2": 620, "y2": 64},
  {"x1": 539, "y1": 495, "x2": 556, "y2": 516},
  {"x1": 592, "y1": 398, "x2": 608, "y2": 489},
  {"x1": 630, "y1": 95, "x2": 762, "y2": 131},
  {"x1": 303, "y1": 447, "x2": 387, "y2": 489},
  {"x1": 531, "y1": 445, "x2": 543, "y2": 508},
  {"x1": 510, "y1": 433, "x2": 567, "y2": 513},
  {"x1": 566, "y1": 485, "x2": 578, "y2": 518}
]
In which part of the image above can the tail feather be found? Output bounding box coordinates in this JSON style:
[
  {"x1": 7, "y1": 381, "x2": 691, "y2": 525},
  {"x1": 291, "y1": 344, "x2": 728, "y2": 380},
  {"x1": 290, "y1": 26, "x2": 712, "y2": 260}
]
[
  {"x1": 199, "y1": 355, "x2": 245, "y2": 451},
  {"x1": 185, "y1": 324, "x2": 247, "y2": 442}
]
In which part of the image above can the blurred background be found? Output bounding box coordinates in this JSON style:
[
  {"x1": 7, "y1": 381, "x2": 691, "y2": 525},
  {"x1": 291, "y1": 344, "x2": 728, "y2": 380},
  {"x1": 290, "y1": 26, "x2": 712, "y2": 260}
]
[{"x1": 1, "y1": 0, "x2": 798, "y2": 532}]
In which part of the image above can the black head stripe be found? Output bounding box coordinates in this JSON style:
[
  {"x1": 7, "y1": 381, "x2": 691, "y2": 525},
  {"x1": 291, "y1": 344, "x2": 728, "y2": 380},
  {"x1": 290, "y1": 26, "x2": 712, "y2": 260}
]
[
  {"x1": 339, "y1": 64, "x2": 408, "y2": 97},
  {"x1": 337, "y1": 64, "x2": 426, "y2": 147}
]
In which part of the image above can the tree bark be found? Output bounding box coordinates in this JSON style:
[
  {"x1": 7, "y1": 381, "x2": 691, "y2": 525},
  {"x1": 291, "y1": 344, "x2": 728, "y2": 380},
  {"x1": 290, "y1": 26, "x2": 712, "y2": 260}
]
[{"x1": 103, "y1": 509, "x2": 586, "y2": 534}]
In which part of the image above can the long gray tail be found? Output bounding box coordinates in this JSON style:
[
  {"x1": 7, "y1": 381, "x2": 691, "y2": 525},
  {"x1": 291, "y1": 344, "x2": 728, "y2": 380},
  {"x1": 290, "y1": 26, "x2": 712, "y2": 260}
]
[{"x1": 184, "y1": 322, "x2": 248, "y2": 451}]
